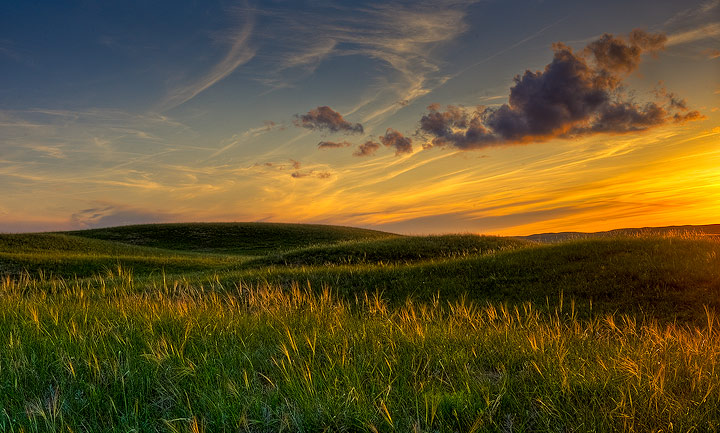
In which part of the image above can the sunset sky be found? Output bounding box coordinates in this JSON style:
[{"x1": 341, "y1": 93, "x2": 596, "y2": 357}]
[{"x1": 1, "y1": 0, "x2": 718, "y2": 235}]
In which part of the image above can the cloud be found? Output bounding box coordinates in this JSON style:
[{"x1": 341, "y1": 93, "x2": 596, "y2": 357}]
[
  {"x1": 70, "y1": 205, "x2": 174, "y2": 229},
  {"x1": 294, "y1": 106, "x2": 364, "y2": 134},
  {"x1": 254, "y1": 158, "x2": 331, "y2": 179},
  {"x1": 585, "y1": 30, "x2": 666, "y2": 78},
  {"x1": 158, "y1": 4, "x2": 255, "y2": 111},
  {"x1": 353, "y1": 141, "x2": 381, "y2": 157},
  {"x1": 255, "y1": 2, "x2": 476, "y2": 125},
  {"x1": 318, "y1": 140, "x2": 352, "y2": 149},
  {"x1": 418, "y1": 30, "x2": 703, "y2": 150},
  {"x1": 253, "y1": 158, "x2": 301, "y2": 171},
  {"x1": 419, "y1": 104, "x2": 491, "y2": 149},
  {"x1": 665, "y1": 1, "x2": 719, "y2": 26},
  {"x1": 322, "y1": 130, "x2": 412, "y2": 157},
  {"x1": 291, "y1": 170, "x2": 332, "y2": 179},
  {"x1": 205, "y1": 120, "x2": 284, "y2": 160},
  {"x1": 673, "y1": 110, "x2": 705, "y2": 123},
  {"x1": 379, "y1": 129, "x2": 413, "y2": 155},
  {"x1": 666, "y1": 22, "x2": 720, "y2": 46}
]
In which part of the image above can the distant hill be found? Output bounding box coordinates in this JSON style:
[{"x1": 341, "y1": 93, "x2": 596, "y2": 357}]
[
  {"x1": 65, "y1": 222, "x2": 396, "y2": 255},
  {"x1": 0, "y1": 221, "x2": 718, "y2": 323},
  {"x1": 519, "y1": 224, "x2": 720, "y2": 243}
]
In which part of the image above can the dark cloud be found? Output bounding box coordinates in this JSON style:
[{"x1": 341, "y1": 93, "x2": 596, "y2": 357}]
[
  {"x1": 655, "y1": 87, "x2": 688, "y2": 110},
  {"x1": 353, "y1": 140, "x2": 381, "y2": 157},
  {"x1": 291, "y1": 170, "x2": 332, "y2": 179},
  {"x1": 418, "y1": 30, "x2": 703, "y2": 150},
  {"x1": 379, "y1": 129, "x2": 413, "y2": 155},
  {"x1": 294, "y1": 106, "x2": 363, "y2": 134},
  {"x1": 673, "y1": 110, "x2": 704, "y2": 123},
  {"x1": 420, "y1": 105, "x2": 493, "y2": 149},
  {"x1": 569, "y1": 101, "x2": 666, "y2": 134},
  {"x1": 318, "y1": 140, "x2": 352, "y2": 149},
  {"x1": 254, "y1": 159, "x2": 302, "y2": 171},
  {"x1": 585, "y1": 30, "x2": 666, "y2": 80}
]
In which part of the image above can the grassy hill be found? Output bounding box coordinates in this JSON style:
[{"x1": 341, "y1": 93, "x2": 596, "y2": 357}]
[
  {"x1": 1, "y1": 223, "x2": 397, "y2": 278},
  {"x1": 66, "y1": 222, "x2": 395, "y2": 255},
  {"x1": 1, "y1": 223, "x2": 719, "y2": 431},
  {"x1": 2, "y1": 223, "x2": 717, "y2": 323},
  {"x1": 520, "y1": 223, "x2": 720, "y2": 242},
  {"x1": 0, "y1": 232, "x2": 244, "y2": 278}
]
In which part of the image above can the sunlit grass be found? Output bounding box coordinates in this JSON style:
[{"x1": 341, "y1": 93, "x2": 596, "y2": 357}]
[
  {"x1": 1, "y1": 225, "x2": 719, "y2": 431},
  {"x1": 0, "y1": 273, "x2": 718, "y2": 432}
]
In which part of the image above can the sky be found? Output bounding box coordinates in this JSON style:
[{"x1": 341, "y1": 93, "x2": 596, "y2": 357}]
[{"x1": 1, "y1": 0, "x2": 718, "y2": 235}]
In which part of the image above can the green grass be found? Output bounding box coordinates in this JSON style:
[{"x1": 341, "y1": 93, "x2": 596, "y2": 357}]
[
  {"x1": 0, "y1": 233, "x2": 246, "y2": 279},
  {"x1": 251, "y1": 234, "x2": 528, "y2": 267},
  {"x1": 65, "y1": 222, "x2": 395, "y2": 255},
  {"x1": 0, "y1": 223, "x2": 719, "y2": 432}
]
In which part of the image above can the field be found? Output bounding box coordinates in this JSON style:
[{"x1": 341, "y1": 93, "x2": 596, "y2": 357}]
[{"x1": 1, "y1": 223, "x2": 719, "y2": 432}]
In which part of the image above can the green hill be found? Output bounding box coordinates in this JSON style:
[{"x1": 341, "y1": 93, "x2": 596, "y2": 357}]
[
  {"x1": 226, "y1": 235, "x2": 720, "y2": 323},
  {"x1": 1, "y1": 223, "x2": 718, "y2": 322},
  {"x1": 1, "y1": 223, "x2": 719, "y2": 431},
  {"x1": 65, "y1": 222, "x2": 395, "y2": 255},
  {"x1": 0, "y1": 232, "x2": 243, "y2": 278},
  {"x1": 252, "y1": 234, "x2": 529, "y2": 267},
  {"x1": 520, "y1": 223, "x2": 720, "y2": 242}
]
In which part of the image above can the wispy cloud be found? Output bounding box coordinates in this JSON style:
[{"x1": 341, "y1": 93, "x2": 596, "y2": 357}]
[
  {"x1": 157, "y1": 3, "x2": 256, "y2": 111},
  {"x1": 204, "y1": 120, "x2": 283, "y2": 161},
  {"x1": 256, "y1": 1, "x2": 478, "y2": 125},
  {"x1": 666, "y1": 22, "x2": 720, "y2": 46},
  {"x1": 665, "y1": 0, "x2": 719, "y2": 26},
  {"x1": 70, "y1": 204, "x2": 175, "y2": 229}
]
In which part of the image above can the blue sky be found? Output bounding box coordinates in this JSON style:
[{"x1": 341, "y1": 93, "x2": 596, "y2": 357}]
[{"x1": 1, "y1": 0, "x2": 718, "y2": 234}]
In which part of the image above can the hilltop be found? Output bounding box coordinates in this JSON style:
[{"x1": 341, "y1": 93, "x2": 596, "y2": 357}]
[
  {"x1": 519, "y1": 223, "x2": 720, "y2": 243},
  {"x1": 0, "y1": 222, "x2": 717, "y2": 323},
  {"x1": 64, "y1": 222, "x2": 395, "y2": 255}
]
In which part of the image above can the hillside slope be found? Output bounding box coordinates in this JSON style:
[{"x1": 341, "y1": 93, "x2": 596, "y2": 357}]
[
  {"x1": 521, "y1": 223, "x2": 720, "y2": 242},
  {"x1": 66, "y1": 222, "x2": 396, "y2": 255}
]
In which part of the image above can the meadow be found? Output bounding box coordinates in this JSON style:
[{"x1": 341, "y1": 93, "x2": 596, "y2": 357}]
[{"x1": 0, "y1": 223, "x2": 719, "y2": 432}]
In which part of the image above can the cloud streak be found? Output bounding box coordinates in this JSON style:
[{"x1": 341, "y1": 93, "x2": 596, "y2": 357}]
[
  {"x1": 318, "y1": 140, "x2": 352, "y2": 149},
  {"x1": 158, "y1": 4, "x2": 255, "y2": 111},
  {"x1": 70, "y1": 204, "x2": 174, "y2": 229},
  {"x1": 257, "y1": 1, "x2": 478, "y2": 126},
  {"x1": 666, "y1": 22, "x2": 720, "y2": 46}
]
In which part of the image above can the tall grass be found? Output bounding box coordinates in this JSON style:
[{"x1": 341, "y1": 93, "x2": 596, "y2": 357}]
[{"x1": 1, "y1": 272, "x2": 718, "y2": 432}]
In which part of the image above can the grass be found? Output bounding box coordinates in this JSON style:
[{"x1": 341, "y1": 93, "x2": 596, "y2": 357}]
[
  {"x1": 0, "y1": 223, "x2": 719, "y2": 431},
  {"x1": 65, "y1": 222, "x2": 395, "y2": 255}
]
